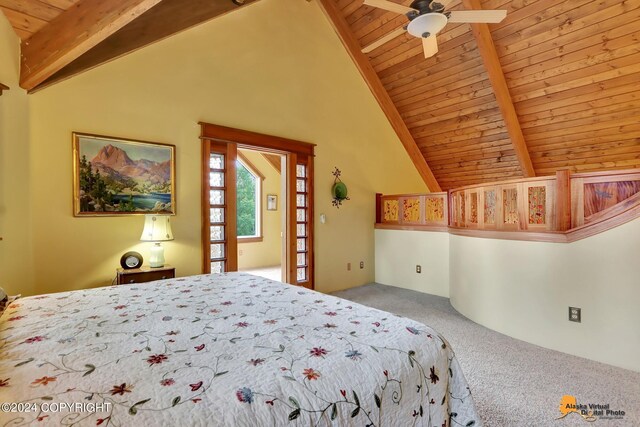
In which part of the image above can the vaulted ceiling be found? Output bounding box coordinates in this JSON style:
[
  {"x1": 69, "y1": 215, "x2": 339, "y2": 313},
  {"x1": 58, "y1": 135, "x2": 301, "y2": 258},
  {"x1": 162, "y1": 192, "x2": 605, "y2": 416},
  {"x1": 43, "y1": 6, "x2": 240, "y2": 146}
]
[
  {"x1": 2, "y1": 0, "x2": 639, "y2": 191},
  {"x1": 319, "y1": 0, "x2": 640, "y2": 190}
]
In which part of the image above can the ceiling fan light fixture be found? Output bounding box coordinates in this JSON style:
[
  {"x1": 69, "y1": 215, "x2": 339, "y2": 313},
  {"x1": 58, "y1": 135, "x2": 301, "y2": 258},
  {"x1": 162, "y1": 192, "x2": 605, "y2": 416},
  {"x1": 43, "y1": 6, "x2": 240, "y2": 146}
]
[{"x1": 407, "y1": 13, "x2": 448, "y2": 38}]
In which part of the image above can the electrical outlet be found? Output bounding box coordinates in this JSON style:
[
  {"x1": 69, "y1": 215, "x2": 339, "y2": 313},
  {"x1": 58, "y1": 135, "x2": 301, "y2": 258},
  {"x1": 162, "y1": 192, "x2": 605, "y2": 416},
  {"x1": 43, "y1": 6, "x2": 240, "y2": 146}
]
[
  {"x1": 347, "y1": 263, "x2": 351, "y2": 271},
  {"x1": 569, "y1": 307, "x2": 581, "y2": 323},
  {"x1": 416, "y1": 265, "x2": 421, "y2": 274},
  {"x1": 360, "y1": 261, "x2": 364, "y2": 269}
]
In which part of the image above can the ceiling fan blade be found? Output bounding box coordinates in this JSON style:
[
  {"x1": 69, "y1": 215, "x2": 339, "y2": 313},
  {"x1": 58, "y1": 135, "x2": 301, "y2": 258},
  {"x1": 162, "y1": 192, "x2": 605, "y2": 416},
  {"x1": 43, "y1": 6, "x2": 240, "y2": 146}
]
[
  {"x1": 422, "y1": 36, "x2": 438, "y2": 58},
  {"x1": 362, "y1": 26, "x2": 407, "y2": 53},
  {"x1": 363, "y1": 0, "x2": 415, "y2": 15},
  {"x1": 447, "y1": 10, "x2": 507, "y2": 23}
]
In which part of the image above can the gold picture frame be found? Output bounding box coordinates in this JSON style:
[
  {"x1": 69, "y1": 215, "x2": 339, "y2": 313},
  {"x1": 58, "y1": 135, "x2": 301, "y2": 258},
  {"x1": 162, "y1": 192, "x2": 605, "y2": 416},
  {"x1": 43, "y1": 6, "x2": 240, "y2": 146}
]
[{"x1": 73, "y1": 132, "x2": 176, "y2": 216}]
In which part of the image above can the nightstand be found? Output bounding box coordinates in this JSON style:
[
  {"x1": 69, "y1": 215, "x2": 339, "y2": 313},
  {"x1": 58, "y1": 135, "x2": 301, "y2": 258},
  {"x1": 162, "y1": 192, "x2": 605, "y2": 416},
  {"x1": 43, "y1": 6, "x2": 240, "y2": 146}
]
[{"x1": 116, "y1": 265, "x2": 175, "y2": 285}]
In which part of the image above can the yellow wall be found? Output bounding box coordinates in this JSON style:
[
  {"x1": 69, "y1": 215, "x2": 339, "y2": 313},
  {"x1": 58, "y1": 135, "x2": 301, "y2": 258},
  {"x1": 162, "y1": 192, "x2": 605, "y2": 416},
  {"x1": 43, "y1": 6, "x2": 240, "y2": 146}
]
[
  {"x1": 237, "y1": 149, "x2": 282, "y2": 270},
  {"x1": 10, "y1": 0, "x2": 426, "y2": 296},
  {"x1": 0, "y1": 13, "x2": 33, "y2": 296}
]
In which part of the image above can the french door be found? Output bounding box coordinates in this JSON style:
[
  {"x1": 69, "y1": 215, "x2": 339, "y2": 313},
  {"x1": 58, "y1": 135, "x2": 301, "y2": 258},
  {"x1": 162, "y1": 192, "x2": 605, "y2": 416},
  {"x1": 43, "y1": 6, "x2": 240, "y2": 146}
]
[{"x1": 200, "y1": 123, "x2": 315, "y2": 289}]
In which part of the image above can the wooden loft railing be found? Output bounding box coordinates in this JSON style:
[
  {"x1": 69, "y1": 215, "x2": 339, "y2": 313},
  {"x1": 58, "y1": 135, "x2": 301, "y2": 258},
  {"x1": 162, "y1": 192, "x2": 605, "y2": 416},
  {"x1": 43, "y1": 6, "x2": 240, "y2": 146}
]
[{"x1": 375, "y1": 169, "x2": 640, "y2": 243}]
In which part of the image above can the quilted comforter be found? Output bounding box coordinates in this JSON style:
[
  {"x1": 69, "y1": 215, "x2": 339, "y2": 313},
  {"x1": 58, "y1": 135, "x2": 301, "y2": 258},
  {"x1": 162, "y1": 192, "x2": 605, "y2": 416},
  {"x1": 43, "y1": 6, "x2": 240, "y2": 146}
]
[{"x1": 0, "y1": 273, "x2": 481, "y2": 426}]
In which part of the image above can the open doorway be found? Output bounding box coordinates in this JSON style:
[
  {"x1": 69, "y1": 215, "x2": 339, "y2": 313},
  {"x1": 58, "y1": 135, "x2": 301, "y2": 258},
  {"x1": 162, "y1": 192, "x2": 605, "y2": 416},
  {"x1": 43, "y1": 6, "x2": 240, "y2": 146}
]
[
  {"x1": 236, "y1": 148, "x2": 285, "y2": 282},
  {"x1": 200, "y1": 123, "x2": 315, "y2": 289}
]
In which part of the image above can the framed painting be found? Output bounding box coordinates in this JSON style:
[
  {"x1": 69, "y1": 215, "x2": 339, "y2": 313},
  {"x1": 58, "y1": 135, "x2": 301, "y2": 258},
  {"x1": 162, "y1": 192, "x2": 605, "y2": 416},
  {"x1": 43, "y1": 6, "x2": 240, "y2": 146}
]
[{"x1": 73, "y1": 133, "x2": 176, "y2": 216}]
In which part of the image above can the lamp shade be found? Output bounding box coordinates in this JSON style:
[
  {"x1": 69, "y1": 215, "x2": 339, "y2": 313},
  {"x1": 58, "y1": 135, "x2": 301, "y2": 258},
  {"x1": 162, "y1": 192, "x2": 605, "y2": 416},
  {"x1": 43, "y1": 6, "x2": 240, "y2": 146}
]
[{"x1": 140, "y1": 215, "x2": 174, "y2": 242}]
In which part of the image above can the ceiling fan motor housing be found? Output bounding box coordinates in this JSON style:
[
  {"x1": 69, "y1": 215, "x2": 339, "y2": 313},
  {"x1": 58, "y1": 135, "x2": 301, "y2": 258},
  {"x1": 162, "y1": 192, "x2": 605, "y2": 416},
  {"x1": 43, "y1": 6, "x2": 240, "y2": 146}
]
[{"x1": 409, "y1": 0, "x2": 445, "y2": 14}]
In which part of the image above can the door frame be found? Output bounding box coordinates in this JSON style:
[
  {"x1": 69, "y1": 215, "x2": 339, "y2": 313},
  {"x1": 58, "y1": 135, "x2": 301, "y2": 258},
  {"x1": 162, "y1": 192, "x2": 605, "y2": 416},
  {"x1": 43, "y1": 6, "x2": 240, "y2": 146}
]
[{"x1": 200, "y1": 123, "x2": 315, "y2": 289}]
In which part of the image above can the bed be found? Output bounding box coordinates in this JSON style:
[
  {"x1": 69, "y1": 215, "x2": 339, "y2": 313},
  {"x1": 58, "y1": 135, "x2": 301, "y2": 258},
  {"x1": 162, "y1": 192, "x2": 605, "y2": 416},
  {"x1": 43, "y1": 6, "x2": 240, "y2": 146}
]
[{"x1": 0, "y1": 273, "x2": 480, "y2": 426}]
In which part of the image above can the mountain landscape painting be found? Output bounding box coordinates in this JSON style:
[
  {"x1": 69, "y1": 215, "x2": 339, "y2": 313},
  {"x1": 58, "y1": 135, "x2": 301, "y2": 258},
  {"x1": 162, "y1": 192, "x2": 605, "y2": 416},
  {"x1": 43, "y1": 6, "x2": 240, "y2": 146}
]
[{"x1": 73, "y1": 133, "x2": 175, "y2": 216}]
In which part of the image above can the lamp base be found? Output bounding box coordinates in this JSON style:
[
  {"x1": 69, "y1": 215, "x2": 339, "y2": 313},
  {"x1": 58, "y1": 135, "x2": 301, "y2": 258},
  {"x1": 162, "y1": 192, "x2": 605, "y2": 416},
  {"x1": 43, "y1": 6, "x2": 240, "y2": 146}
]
[{"x1": 149, "y1": 242, "x2": 165, "y2": 268}]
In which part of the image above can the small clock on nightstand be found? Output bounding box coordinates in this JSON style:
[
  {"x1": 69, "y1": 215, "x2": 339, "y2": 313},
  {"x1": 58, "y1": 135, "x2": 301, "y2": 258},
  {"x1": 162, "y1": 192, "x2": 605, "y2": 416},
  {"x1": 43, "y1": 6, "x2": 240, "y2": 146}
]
[{"x1": 116, "y1": 265, "x2": 175, "y2": 285}]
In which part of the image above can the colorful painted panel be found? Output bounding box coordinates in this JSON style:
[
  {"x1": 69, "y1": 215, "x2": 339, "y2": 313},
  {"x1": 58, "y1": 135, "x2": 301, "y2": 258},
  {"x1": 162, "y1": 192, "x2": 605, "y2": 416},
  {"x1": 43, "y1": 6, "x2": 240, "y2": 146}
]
[
  {"x1": 503, "y1": 188, "x2": 519, "y2": 224},
  {"x1": 584, "y1": 181, "x2": 640, "y2": 217},
  {"x1": 470, "y1": 192, "x2": 478, "y2": 224},
  {"x1": 528, "y1": 186, "x2": 546, "y2": 225},
  {"x1": 425, "y1": 197, "x2": 445, "y2": 223},
  {"x1": 459, "y1": 192, "x2": 466, "y2": 224},
  {"x1": 484, "y1": 189, "x2": 496, "y2": 225},
  {"x1": 402, "y1": 198, "x2": 422, "y2": 223},
  {"x1": 383, "y1": 199, "x2": 399, "y2": 222}
]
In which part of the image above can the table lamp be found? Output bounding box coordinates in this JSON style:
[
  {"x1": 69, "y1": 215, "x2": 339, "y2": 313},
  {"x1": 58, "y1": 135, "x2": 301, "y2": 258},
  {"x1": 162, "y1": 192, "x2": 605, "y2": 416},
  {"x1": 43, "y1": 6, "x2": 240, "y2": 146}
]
[{"x1": 140, "y1": 215, "x2": 174, "y2": 268}]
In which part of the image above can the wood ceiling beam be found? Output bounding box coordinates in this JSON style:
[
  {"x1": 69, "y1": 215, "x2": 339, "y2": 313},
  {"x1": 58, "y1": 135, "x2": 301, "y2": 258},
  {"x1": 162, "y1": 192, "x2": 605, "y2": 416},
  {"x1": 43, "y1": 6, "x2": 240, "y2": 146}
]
[
  {"x1": 462, "y1": 0, "x2": 535, "y2": 178},
  {"x1": 316, "y1": 0, "x2": 442, "y2": 192},
  {"x1": 262, "y1": 153, "x2": 282, "y2": 174},
  {"x1": 19, "y1": 0, "x2": 164, "y2": 91},
  {"x1": 38, "y1": 0, "x2": 260, "y2": 91}
]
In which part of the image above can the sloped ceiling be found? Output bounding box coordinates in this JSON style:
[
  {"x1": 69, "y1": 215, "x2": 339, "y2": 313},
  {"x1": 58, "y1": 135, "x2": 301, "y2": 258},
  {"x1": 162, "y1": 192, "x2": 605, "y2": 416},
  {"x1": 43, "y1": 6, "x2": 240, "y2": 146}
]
[
  {"x1": 2, "y1": 0, "x2": 639, "y2": 190},
  {"x1": 325, "y1": 0, "x2": 640, "y2": 190}
]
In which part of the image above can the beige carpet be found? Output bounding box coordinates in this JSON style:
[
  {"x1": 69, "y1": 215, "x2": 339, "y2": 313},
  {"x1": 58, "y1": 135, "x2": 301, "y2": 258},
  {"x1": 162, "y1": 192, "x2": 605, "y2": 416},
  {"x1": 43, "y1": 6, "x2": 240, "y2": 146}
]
[{"x1": 333, "y1": 284, "x2": 640, "y2": 427}]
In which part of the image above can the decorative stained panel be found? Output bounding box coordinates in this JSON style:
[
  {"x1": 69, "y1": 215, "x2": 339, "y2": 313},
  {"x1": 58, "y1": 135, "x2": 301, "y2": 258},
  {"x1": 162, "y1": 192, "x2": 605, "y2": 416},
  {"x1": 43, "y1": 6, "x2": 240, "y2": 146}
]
[
  {"x1": 470, "y1": 192, "x2": 478, "y2": 224},
  {"x1": 484, "y1": 189, "x2": 496, "y2": 225},
  {"x1": 528, "y1": 186, "x2": 546, "y2": 225},
  {"x1": 402, "y1": 197, "x2": 421, "y2": 223},
  {"x1": 503, "y1": 188, "x2": 519, "y2": 224},
  {"x1": 383, "y1": 200, "x2": 399, "y2": 222},
  {"x1": 460, "y1": 192, "x2": 466, "y2": 224},
  {"x1": 425, "y1": 197, "x2": 445, "y2": 222}
]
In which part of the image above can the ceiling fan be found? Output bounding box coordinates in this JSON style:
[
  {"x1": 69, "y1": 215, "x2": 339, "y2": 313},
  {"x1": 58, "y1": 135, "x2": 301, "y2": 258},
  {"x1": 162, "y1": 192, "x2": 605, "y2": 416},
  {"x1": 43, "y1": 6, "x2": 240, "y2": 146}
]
[{"x1": 362, "y1": 0, "x2": 507, "y2": 58}]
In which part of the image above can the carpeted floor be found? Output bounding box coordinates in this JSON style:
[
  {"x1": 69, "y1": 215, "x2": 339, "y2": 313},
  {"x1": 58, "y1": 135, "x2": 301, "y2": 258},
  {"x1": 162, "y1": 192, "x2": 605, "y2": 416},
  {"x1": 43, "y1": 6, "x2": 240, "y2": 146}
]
[{"x1": 333, "y1": 284, "x2": 640, "y2": 427}]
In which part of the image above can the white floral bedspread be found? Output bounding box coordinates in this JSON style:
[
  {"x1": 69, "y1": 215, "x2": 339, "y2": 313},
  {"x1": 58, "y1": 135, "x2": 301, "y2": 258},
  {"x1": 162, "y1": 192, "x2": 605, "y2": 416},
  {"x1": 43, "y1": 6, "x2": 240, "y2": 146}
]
[{"x1": 0, "y1": 273, "x2": 481, "y2": 426}]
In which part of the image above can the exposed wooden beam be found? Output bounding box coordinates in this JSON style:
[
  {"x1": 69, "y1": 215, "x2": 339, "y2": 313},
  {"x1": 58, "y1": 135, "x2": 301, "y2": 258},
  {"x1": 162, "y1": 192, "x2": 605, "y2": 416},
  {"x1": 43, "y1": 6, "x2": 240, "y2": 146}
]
[
  {"x1": 261, "y1": 153, "x2": 282, "y2": 174},
  {"x1": 316, "y1": 0, "x2": 441, "y2": 192},
  {"x1": 38, "y1": 0, "x2": 260, "y2": 91},
  {"x1": 20, "y1": 0, "x2": 163, "y2": 91},
  {"x1": 463, "y1": 0, "x2": 535, "y2": 178}
]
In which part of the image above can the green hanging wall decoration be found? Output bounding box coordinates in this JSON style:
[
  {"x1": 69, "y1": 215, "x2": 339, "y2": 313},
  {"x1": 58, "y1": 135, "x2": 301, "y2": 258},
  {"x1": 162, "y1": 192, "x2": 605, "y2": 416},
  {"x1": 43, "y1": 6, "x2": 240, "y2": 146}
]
[{"x1": 331, "y1": 167, "x2": 349, "y2": 208}]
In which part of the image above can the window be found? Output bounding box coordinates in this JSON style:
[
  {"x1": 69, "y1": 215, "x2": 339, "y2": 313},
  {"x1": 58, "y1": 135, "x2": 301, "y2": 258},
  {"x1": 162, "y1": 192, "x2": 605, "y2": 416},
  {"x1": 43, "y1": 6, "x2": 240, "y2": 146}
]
[{"x1": 236, "y1": 159, "x2": 261, "y2": 240}]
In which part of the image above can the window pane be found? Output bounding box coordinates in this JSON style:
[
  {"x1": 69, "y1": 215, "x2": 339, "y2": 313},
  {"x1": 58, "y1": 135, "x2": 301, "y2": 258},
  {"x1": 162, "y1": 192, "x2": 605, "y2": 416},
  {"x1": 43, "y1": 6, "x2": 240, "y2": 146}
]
[
  {"x1": 297, "y1": 223, "x2": 306, "y2": 237},
  {"x1": 210, "y1": 171, "x2": 224, "y2": 187},
  {"x1": 297, "y1": 253, "x2": 306, "y2": 267},
  {"x1": 237, "y1": 161, "x2": 258, "y2": 237},
  {"x1": 297, "y1": 238, "x2": 306, "y2": 251},
  {"x1": 210, "y1": 208, "x2": 224, "y2": 223},
  {"x1": 211, "y1": 261, "x2": 224, "y2": 274},
  {"x1": 211, "y1": 243, "x2": 225, "y2": 259},
  {"x1": 210, "y1": 154, "x2": 224, "y2": 169},
  {"x1": 210, "y1": 190, "x2": 224, "y2": 205},
  {"x1": 296, "y1": 164, "x2": 306, "y2": 178},
  {"x1": 297, "y1": 208, "x2": 306, "y2": 222},
  {"x1": 210, "y1": 225, "x2": 224, "y2": 242},
  {"x1": 297, "y1": 267, "x2": 306, "y2": 281},
  {"x1": 296, "y1": 194, "x2": 306, "y2": 207},
  {"x1": 296, "y1": 179, "x2": 306, "y2": 192}
]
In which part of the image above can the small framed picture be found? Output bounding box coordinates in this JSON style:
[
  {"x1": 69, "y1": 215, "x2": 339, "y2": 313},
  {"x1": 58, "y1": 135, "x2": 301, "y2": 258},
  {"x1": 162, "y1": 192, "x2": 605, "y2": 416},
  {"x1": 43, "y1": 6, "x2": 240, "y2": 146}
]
[{"x1": 267, "y1": 194, "x2": 277, "y2": 211}]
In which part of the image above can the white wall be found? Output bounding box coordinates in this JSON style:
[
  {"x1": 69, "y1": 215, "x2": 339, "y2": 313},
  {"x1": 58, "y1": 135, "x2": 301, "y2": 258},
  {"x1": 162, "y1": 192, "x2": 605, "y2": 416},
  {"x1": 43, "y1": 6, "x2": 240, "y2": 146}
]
[
  {"x1": 375, "y1": 229, "x2": 449, "y2": 297},
  {"x1": 375, "y1": 220, "x2": 640, "y2": 372}
]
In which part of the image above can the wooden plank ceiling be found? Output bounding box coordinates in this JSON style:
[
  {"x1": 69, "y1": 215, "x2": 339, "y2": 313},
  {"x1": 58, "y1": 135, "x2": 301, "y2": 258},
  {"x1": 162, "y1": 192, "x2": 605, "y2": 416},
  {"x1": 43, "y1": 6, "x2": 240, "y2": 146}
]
[{"x1": 327, "y1": 0, "x2": 640, "y2": 190}]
